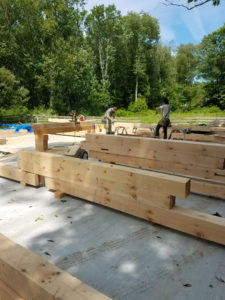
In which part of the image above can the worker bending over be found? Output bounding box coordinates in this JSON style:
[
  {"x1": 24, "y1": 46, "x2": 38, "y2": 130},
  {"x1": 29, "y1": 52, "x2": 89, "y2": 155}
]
[
  {"x1": 103, "y1": 107, "x2": 117, "y2": 134},
  {"x1": 154, "y1": 97, "x2": 171, "y2": 139}
]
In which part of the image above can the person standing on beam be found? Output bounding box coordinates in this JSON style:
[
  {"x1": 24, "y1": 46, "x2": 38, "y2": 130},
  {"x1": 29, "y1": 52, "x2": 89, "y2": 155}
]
[
  {"x1": 103, "y1": 107, "x2": 117, "y2": 134},
  {"x1": 154, "y1": 97, "x2": 171, "y2": 139}
]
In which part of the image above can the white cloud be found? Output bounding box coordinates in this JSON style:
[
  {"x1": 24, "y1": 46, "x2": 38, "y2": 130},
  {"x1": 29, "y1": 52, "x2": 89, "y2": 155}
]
[
  {"x1": 160, "y1": 23, "x2": 176, "y2": 43},
  {"x1": 180, "y1": 8, "x2": 206, "y2": 43}
]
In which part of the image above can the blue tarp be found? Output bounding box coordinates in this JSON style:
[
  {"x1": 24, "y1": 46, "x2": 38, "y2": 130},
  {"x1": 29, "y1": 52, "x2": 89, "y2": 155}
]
[
  {"x1": 0, "y1": 124, "x2": 34, "y2": 133},
  {"x1": 14, "y1": 124, "x2": 34, "y2": 133}
]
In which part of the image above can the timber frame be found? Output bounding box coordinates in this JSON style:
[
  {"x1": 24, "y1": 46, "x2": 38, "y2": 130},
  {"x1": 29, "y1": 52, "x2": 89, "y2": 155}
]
[
  {"x1": 0, "y1": 233, "x2": 110, "y2": 300},
  {"x1": 32, "y1": 121, "x2": 93, "y2": 151},
  {"x1": 16, "y1": 150, "x2": 225, "y2": 246},
  {"x1": 82, "y1": 134, "x2": 225, "y2": 199}
]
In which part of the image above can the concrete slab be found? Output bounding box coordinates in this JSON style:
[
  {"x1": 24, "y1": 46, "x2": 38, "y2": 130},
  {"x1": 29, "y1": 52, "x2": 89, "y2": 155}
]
[{"x1": 0, "y1": 177, "x2": 225, "y2": 300}]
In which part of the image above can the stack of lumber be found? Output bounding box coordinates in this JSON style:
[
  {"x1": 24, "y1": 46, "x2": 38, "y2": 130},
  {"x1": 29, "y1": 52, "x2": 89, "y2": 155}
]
[
  {"x1": 133, "y1": 123, "x2": 225, "y2": 143},
  {"x1": 18, "y1": 150, "x2": 225, "y2": 246},
  {"x1": 82, "y1": 134, "x2": 225, "y2": 199},
  {"x1": 0, "y1": 233, "x2": 109, "y2": 300}
]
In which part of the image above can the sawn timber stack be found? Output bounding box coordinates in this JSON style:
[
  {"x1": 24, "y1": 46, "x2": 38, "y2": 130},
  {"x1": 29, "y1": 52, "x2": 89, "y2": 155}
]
[
  {"x1": 18, "y1": 150, "x2": 225, "y2": 246},
  {"x1": 82, "y1": 134, "x2": 225, "y2": 199}
]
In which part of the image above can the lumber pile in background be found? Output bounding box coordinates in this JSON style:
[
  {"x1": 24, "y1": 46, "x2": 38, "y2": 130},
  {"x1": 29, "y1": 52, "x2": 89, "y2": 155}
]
[
  {"x1": 18, "y1": 150, "x2": 225, "y2": 246},
  {"x1": 82, "y1": 134, "x2": 225, "y2": 199},
  {"x1": 0, "y1": 233, "x2": 110, "y2": 300}
]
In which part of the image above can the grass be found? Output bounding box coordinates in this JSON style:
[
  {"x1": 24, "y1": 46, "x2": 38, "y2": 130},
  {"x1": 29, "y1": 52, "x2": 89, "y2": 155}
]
[{"x1": 116, "y1": 107, "x2": 225, "y2": 124}]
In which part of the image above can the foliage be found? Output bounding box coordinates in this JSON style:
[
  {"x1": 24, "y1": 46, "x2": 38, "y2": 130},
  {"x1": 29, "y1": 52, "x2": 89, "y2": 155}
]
[
  {"x1": 128, "y1": 96, "x2": 148, "y2": 112},
  {"x1": 0, "y1": 1, "x2": 224, "y2": 116},
  {"x1": 199, "y1": 24, "x2": 225, "y2": 109},
  {"x1": 0, "y1": 67, "x2": 29, "y2": 108}
]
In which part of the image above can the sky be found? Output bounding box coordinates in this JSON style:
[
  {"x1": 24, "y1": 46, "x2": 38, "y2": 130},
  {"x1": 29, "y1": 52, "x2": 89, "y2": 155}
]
[{"x1": 84, "y1": 0, "x2": 225, "y2": 46}]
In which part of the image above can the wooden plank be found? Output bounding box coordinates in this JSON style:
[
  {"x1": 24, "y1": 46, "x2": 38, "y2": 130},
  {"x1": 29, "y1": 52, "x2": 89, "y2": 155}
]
[
  {"x1": 35, "y1": 134, "x2": 48, "y2": 151},
  {"x1": 0, "y1": 234, "x2": 110, "y2": 300},
  {"x1": 83, "y1": 142, "x2": 225, "y2": 170},
  {"x1": 65, "y1": 143, "x2": 81, "y2": 157},
  {"x1": 20, "y1": 151, "x2": 190, "y2": 198},
  {"x1": 88, "y1": 150, "x2": 225, "y2": 182},
  {"x1": 89, "y1": 150, "x2": 225, "y2": 199},
  {"x1": 54, "y1": 191, "x2": 66, "y2": 199},
  {"x1": 0, "y1": 163, "x2": 41, "y2": 186},
  {"x1": 171, "y1": 132, "x2": 225, "y2": 144},
  {"x1": 0, "y1": 280, "x2": 24, "y2": 300},
  {"x1": 46, "y1": 177, "x2": 175, "y2": 209},
  {"x1": 84, "y1": 134, "x2": 225, "y2": 158},
  {"x1": 0, "y1": 163, "x2": 22, "y2": 182},
  {"x1": 191, "y1": 180, "x2": 225, "y2": 199},
  {"x1": 0, "y1": 138, "x2": 6, "y2": 145},
  {"x1": 45, "y1": 177, "x2": 225, "y2": 246},
  {"x1": 32, "y1": 121, "x2": 93, "y2": 135}
]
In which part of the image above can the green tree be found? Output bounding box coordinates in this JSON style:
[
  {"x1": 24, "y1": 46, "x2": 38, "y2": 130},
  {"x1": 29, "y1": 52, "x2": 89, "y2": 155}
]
[
  {"x1": 123, "y1": 12, "x2": 160, "y2": 102},
  {"x1": 0, "y1": 67, "x2": 29, "y2": 108},
  {"x1": 176, "y1": 43, "x2": 199, "y2": 85},
  {"x1": 199, "y1": 23, "x2": 225, "y2": 109}
]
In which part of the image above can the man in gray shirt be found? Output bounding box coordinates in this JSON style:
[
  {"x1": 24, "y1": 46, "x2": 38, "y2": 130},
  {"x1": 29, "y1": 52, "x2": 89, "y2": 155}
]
[
  {"x1": 154, "y1": 98, "x2": 171, "y2": 139},
  {"x1": 103, "y1": 107, "x2": 117, "y2": 134}
]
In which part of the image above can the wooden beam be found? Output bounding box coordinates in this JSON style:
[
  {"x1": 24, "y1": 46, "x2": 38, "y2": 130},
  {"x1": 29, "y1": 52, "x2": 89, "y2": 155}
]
[
  {"x1": 45, "y1": 177, "x2": 225, "y2": 246},
  {"x1": 171, "y1": 132, "x2": 225, "y2": 144},
  {"x1": 20, "y1": 151, "x2": 190, "y2": 199},
  {"x1": 0, "y1": 138, "x2": 6, "y2": 145},
  {"x1": 32, "y1": 121, "x2": 93, "y2": 135},
  {"x1": 0, "y1": 280, "x2": 24, "y2": 300},
  {"x1": 88, "y1": 150, "x2": 225, "y2": 182},
  {"x1": 0, "y1": 234, "x2": 110, "y2": 300},
  {"x1": 54, "y1": 190, "x2": 66, "y2": 199},
  {"x1": 0, "y1": 163, "x2": 41, "y2": 186},
  {"x1": 89, "y1": 150, "x2": 225, "y2": 199},
  {"x1": 191, "y1": 180, "x2": 225, "y2": 199},
  {"x1": 35, "y1": 134, "x2": 48, "y2": 151},
  {"x1": 84, "y1": 134, "x2": 225, "y2": 158}
]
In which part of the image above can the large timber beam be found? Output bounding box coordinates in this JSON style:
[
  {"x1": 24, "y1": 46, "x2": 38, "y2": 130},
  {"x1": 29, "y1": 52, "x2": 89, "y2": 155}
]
[
  {"x1": 0, "y1": 233, "x2": 110, "y2": 300},
  {"x1": 82, "y1": 134, "x2": 225, "y2": 182},
  {"x1": 19, "y1": 150, "x2": 225, "y2": 245},
  {"x1": 19, "y1": 150, "x2": 190, "y2": 199},
  {"x1": 0, "y1": 162, "x2": 41, "y2": 186},
  {"x1": 32, "y1": 121, "x2": 93, "y2": 135},
  {"x1": 45, "y1": 177, "x2": 225, "y2": 246}
]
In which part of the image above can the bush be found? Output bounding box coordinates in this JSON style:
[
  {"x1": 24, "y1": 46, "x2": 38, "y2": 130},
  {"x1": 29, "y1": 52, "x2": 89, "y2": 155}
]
[{"x1": 128, "y1": 97, "x2": 148, "y2": 112}]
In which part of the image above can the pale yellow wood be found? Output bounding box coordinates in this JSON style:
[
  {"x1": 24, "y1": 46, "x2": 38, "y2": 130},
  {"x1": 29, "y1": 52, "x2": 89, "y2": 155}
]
[
  {"x1": 191, "y1": 180, "x2": 225, "y2": 199},
  {"x1": 83, "y1": 141, "x2": 225, "y2": 170},
  {"x1": 85, "y1": 133, "x2": 225, "y2": 158},
  {"x1": 47, "y1": 177, "x2": 175, "y2": 209},
  {"x1": 0, "y1": 234, "x2": 110, "y2": 300},
  {"x1": 0, "y1": 163, "x2": 41, "y2": 186},
  {"x1": 35, "y1": 134, "x2": 48, "y2": 151},
  {"x1": 171, "y1": 132, "x2": 225, "y2": 144},
  {"x1": 65, "y1": 143, "x2": 81, "y2": 157},
  {"x1": 48, "y1": 117, "x2": 70, "y2": 123},
  {"x1": 0, "y1": 138, "x2": 6, "y2": 145},
  {"x1": 89, "y1": 150, "x2": 224, "y2": 182},
  {"x1": 32, "y1": 121, "x2": 93, "y2": 135},
  {"x1": 0, "y1": 280, "x2": 24, "y2": 300},
  {"x1": 54, "y1": 190, "x2": 66, "y2": 199},
  {"x1": 0, "y1": 163, "x2": 22, "y2": 182},
  {"x1": 45, "y1": 177, "x2": 225, "y2": 246},
  {"x1": 20, "y1": 151, "x2": 190, "y2": 198}
]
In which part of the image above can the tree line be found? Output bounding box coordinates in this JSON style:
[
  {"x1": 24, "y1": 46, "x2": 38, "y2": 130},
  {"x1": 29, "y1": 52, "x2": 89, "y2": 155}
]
[{"x1": 0, "y1": 0, "x2": 224, "y2": 115}]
